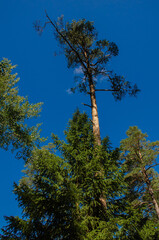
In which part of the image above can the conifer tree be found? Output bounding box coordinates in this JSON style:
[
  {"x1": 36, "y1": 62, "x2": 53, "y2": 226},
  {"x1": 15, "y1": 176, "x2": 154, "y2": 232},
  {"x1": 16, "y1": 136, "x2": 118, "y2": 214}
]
[
  {"x1": 121, "y1": 126, "x2": 159, "y2": 219},
  {"x1": 35, "y1": 14, "x2": 140, "y2": 211},
  {"x1": 0, "y1": 110, "x2": 124, "y2": 239},
  {"x1": 35, "y1": 13, "x2": 140, "y2": 146},
  {"x1": 0, "y1": 58, "x2": 42, "y2": 160},
  {"x1": 118, "y1": 126, "x2": 159, "y2": 239}
]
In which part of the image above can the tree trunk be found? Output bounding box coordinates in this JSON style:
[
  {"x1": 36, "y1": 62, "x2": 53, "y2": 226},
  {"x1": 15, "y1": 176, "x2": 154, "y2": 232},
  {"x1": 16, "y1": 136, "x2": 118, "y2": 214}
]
[
  {"x1": 87, "y1": 73, "x2": 108, "y2": 213},
  {"x1": 88, "y1": 74, "x2": 101, "y2": 146},
  {"x1": 139, "y1": 151, "x2": 159, "y2": 219},
  {"x1": 142, "y1": 167, "x2": 159, "y2": 219}
]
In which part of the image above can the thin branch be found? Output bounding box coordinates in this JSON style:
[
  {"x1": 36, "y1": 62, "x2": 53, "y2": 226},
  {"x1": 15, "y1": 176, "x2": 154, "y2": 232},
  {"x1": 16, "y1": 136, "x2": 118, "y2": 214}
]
[
  {"x1": 45, "y1": 11, "x2": 88, "y2": 72},
  {"x1": 76, "y1": 40, "x2": 89, "y2": 61},
  {"x1": 92, "y1": 69, "x2": 111, "y2": 75},
  {"x1": 91, "y1": 54, "x2": 111, "y2": 66},
  {"x1": 146, "y1": 163, "x2": 159, "y2": 172},
  {"x1": 133, "y1": 201, "x2": 149, "y2": 208},
  {"x1": 82, "y1": 103, "x2": 92, "y2": 108}
]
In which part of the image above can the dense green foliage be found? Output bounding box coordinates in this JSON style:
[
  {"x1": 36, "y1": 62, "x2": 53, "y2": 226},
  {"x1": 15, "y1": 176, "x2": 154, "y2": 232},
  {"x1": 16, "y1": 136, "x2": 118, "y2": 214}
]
[
  {"x1": 1, "y1": 111, "x2": 159, "y2": 239},
  {"x1": 0, "y1": 111, "x2": 124, "y2": 239},
  {"x1": 118, "y1": 126, "x2": 159, "y2": 239},
  {"x1": 0, "y1": 59, "x2": 42, "y2": 159}
]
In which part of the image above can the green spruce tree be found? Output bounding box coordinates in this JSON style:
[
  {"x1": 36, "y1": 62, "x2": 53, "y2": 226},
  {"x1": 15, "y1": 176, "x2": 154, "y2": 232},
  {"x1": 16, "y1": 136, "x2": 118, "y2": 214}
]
[
  {"x1": 0, "y1": 58, "x2": 42, "y2": 160},
  {"x1": 0, "y1": 110, "x2": 124, "y2": 239}
]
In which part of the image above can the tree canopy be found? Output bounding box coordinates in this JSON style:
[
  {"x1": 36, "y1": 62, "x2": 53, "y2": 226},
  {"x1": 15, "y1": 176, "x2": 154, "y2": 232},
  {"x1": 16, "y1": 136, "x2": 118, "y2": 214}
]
[
  {"x1": 35, "y1": 14, "x2": 140, "y2": 146},
  {"x1": 1, "y1": 109, "x2": 158, "y2": 239},
  {"x1": 0, "y1": 110, "x2": 124, "y2": 239},
  {"x1": 121, "y1": 126, "x2": 159, "y2": 219},
  {"x1": 0, "y1": 58, "x2": 42, "y2": 160}
]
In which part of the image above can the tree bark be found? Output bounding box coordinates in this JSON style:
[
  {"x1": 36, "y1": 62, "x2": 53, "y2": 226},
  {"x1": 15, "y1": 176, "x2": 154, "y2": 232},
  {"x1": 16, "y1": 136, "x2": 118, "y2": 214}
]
[
  {"x1": 142, "y1": 167, "x2": 159, "y2": 219},
  {"x1": 83, "y1": 47, "x2": 101, "y2": 146},
  {"x1": 87, "y1": 72, "x2": 108, "y2": 213},
  {"x1": 139, "y1": 151, "x2": 159, "y2": 219},
  {"x1": 89, "y1": 76, "x2": 101, "y2": 146}
]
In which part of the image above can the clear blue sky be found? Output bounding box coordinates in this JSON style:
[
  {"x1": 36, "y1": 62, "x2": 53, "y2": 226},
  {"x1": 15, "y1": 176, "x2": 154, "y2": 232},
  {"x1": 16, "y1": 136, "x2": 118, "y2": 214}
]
[{"x1": 0, "y1": 0, "x2": 159, "y2": 229}]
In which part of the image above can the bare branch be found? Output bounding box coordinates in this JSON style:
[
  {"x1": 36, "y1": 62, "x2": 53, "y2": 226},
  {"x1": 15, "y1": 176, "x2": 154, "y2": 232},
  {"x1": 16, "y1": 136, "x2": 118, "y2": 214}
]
[
  {"x1": 82, "y1": 103, "x2": 92, "y2": 108},
  {"x1": 45, "y1": 11, "x2": 88, "y2": 72}
]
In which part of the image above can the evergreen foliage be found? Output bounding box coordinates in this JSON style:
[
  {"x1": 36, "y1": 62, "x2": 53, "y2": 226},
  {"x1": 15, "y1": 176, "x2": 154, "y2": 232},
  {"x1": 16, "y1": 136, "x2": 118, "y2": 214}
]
[
  {"x1": 0, "y1": 59, "x2": 43, "y2": 160},
  {"x1": 1, "y1": 112, "x2": 159, "y2": 239},
  {"x1": 0, "y1": 110, "x2": 124, "y2": 239},
  {"x1": 119, "y1": 126, "x2": 159, "y2": 238}
]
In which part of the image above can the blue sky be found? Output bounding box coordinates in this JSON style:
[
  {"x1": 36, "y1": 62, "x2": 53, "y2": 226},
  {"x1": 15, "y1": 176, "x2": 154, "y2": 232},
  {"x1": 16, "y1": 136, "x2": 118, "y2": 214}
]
[{"x1": 0, "y1": 0, "x2": 159, "y2": 229}]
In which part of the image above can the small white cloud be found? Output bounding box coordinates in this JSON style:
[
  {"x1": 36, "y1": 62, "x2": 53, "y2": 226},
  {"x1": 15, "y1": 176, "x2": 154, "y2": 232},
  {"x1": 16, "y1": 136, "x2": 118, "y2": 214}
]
[
  {"x1": 74, "y1": 66, "x2": 83, "y2": 74},
  {"x1": 66, "y1": 89, "x2": 73, "y2": 94},
  {"x1": 99, "y1": 76, "x2": 107, "y2": 83}
]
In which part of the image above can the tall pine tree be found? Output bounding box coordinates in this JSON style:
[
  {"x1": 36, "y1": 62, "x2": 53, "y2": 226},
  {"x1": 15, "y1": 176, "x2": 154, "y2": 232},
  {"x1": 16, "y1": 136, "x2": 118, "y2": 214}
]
[
  {"x1": 35, "y1": 13, "x2": 139, "y2": 146},
  {"x1": 35, "y1": 14, "x2": 140, "y2": 211}
]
